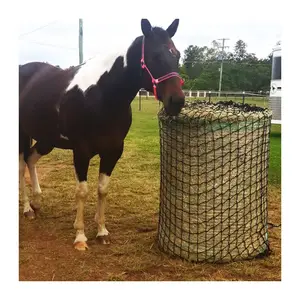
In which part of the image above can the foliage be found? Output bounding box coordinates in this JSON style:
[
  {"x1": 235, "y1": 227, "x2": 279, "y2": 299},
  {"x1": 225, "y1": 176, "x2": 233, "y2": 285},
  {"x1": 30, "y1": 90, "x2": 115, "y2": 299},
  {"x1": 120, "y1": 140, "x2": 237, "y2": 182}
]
[{"x1": 180, "y1": 40, "x2": 272, "y2": 92}]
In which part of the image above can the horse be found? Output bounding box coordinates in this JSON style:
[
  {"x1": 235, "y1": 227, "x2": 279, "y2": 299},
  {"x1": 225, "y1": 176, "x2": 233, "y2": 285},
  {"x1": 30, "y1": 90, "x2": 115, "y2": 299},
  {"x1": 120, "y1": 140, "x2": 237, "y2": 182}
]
[{"x1": 19, "y1": 18, "x2": 185, "y2": 251}]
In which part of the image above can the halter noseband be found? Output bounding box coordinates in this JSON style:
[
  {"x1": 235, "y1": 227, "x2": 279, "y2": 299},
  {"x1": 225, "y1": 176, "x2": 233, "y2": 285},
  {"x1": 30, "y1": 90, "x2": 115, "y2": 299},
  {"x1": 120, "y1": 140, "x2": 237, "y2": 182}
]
[{"x1": 140, "y1": 37, "x2": 184, "y2": 100}]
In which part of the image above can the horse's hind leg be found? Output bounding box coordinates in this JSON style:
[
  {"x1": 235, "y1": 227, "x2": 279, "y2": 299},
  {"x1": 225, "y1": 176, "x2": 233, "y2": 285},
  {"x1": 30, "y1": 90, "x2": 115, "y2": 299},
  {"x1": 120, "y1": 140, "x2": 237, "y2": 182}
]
[
  {"x1": 26, "y1": 141, "x2": 54, "y2": 213},
  {"x1": 19, "y1": 132, "x2": 35, "y2": 219},
  {"x1": 19, "y1": 153, "x2": 35, "y2": 219}
]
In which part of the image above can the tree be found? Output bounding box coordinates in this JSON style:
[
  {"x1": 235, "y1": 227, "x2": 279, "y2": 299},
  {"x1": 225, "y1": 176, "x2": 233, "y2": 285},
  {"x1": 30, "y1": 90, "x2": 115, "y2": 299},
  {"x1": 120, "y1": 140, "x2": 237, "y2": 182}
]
[
  {"x1": 182, "y1": 45, "x2": 204, "y2": 79},
  {"x1": 183, "y1": 45, "x2": 203, "y2": 67},
  {"x1": 234, "y1": 40, "x2": 247, "y2": 61}
]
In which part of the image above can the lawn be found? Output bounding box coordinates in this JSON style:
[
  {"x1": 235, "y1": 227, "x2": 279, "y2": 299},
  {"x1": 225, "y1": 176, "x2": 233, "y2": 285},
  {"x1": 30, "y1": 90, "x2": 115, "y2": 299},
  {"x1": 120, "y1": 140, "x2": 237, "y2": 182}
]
[{"x1": 19, "y1": 98, "x2": 281, "y2": 281}]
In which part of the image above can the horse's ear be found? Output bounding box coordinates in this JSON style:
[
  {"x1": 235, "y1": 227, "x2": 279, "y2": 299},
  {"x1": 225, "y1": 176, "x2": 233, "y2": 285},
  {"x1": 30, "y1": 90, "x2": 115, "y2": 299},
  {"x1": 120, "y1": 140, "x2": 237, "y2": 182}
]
[
  {"x1": 141, "y1": 19, "x2": 153, "y2": 37},
  {"x1": 166, "y1": 19, "x2": 179, "y2": 38}
]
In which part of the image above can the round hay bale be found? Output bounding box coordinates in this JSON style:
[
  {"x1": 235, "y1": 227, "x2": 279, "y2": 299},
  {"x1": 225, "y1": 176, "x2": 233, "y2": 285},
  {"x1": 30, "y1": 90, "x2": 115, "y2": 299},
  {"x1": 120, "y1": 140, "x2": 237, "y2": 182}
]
[{"x1": 157, "y1": 100, "x2": 272, "y2": 263}]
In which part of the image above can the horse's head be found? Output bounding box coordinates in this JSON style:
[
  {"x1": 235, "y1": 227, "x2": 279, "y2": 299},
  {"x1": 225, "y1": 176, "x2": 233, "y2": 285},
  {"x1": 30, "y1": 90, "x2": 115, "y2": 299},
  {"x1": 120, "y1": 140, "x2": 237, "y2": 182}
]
[{"x1": 139, "y1": 19, "x2": 185, "y2": 116}]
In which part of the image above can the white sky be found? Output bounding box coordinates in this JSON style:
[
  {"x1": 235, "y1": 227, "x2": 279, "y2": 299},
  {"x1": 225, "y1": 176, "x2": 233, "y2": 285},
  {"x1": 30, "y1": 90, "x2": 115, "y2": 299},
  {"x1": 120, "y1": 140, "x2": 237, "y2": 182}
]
[{"x1": 18, "y1": 12, "x2": 281, "y2": 68}]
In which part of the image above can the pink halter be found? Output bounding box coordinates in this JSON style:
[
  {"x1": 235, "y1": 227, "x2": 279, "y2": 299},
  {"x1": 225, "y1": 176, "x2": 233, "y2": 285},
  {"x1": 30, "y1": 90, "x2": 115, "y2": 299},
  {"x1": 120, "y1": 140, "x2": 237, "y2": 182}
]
[{"x1": 140, "y1": 36, "x2": 184, "y2": 100}]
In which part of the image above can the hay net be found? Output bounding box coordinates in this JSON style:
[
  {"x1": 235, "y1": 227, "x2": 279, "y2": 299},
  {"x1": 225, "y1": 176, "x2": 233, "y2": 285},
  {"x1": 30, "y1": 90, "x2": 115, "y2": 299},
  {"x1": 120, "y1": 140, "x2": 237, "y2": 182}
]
[{"x1": 157, "y1": 100, "x2": 272, "y2": 263}]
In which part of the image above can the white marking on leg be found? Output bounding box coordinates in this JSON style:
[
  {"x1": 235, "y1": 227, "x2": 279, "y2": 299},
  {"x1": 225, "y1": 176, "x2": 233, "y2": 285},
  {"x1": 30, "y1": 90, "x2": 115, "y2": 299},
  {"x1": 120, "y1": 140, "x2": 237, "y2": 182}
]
[
  {"x1": 27, "y1": 149, "x2": 42, "y2": 196},
  {"x1": 19, "y1": 154, "x2": 33, "y2": 214},
  {"x1": 74, "y1": 230, "x2": 88, "y2": 243},
  {"x1": 97, "y1": 227, "x2": 109, "y2": 237},
  {"x1": 65, "y1": 50, "x2": 127, "y2": 93},
  {"x1": 74, "y1": 181, "x2": 88, "y2": 244},
  {"x1": 95, "y1": 173, "x2": 110, "y2": 237}
]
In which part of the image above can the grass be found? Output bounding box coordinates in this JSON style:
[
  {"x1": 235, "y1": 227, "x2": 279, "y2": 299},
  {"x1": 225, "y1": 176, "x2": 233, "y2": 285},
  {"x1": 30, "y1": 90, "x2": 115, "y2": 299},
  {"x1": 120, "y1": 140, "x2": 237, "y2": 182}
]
[
  {"x1": 19, "y1": 98, "x2": 281, "y2": 281},
  {"x1": 133, "y1": 97, "x2": 281, "y2": 184}
]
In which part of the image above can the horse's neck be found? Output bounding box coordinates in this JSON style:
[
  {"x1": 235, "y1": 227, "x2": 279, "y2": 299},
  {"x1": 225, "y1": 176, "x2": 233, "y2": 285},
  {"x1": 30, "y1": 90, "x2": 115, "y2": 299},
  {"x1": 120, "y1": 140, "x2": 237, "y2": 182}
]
[
  {"x1": 87, "y1": 66, "x2": 141, "y2": 123},
  {"x1": 103, "y1": 67, "x2": 141, "y2": 110}
]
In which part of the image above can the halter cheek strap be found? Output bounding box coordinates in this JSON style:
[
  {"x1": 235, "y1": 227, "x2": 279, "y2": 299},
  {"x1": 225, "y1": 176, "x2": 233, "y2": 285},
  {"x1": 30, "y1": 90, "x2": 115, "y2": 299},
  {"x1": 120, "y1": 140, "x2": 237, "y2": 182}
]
[{"x1": 140, "y1": 37, "x2": 184, "y2": 100}]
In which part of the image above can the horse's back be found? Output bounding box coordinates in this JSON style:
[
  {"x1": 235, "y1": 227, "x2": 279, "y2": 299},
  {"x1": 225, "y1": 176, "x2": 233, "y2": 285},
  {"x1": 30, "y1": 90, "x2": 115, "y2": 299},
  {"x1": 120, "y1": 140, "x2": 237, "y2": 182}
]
[
  {"x1": 19, "y1": 62, "x2": 82, "y2": 144},
  {"x1": 19, "y1": 62, "x2": 53, "y2": 94},
  {"x1": 19, "y1": 62, "x2": 68, "y2": 142}
]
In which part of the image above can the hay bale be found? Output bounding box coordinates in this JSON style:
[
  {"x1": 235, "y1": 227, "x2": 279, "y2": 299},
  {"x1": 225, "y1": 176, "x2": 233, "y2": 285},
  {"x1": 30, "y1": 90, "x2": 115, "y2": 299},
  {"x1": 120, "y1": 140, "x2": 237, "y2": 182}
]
[{"x1": 157, "y1": 101, "x2": 272, "y2": 263}]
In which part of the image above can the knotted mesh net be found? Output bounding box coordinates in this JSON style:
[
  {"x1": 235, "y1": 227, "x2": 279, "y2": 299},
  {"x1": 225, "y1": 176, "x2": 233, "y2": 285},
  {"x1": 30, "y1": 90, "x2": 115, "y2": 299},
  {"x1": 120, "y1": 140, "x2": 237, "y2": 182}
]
[{"x1": 157, "y1": 100, "x2": 272, "y2": 263}]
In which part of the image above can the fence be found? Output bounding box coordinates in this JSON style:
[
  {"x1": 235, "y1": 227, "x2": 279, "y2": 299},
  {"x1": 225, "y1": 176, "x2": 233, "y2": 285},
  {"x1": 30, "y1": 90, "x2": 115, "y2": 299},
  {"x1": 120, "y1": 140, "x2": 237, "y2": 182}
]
[
  {"x1": 136, "y1": 89, "x2": 269, "y2": 112},
  {"x1": 138, "y1": 89, "x2": 269, "y2": 98}
]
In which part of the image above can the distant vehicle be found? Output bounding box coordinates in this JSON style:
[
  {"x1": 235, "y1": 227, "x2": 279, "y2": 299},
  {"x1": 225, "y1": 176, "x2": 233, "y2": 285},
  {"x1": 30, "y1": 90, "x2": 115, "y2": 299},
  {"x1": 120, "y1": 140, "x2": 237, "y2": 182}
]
[{"x1": 269, "y1": 41, "x2": 281, "y2": 124}]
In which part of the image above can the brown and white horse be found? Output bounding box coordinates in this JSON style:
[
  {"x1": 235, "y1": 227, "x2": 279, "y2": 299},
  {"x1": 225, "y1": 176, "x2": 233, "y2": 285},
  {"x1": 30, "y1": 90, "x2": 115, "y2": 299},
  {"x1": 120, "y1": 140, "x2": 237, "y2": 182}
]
[{"x1": 19, "y1": 19, "x2": 185, "y2": 250}]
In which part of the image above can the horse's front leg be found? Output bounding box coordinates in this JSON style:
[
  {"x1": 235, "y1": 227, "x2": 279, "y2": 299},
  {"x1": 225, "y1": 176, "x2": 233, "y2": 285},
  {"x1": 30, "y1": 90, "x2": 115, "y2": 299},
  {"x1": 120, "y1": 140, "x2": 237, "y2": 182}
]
[
  {"x1": 73, "y1": 150, "x2": 90, "y2": 251},
  {"x1": 95, "y1": 144, "x2": 124, "y2": 244}
]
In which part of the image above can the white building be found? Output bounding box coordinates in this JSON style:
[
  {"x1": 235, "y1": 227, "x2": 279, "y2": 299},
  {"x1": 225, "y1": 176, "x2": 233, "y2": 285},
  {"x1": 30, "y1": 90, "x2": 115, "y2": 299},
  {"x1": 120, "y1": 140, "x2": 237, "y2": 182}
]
[{"x1": 269, "y1": 41, "x2": 281, "y2": 123}]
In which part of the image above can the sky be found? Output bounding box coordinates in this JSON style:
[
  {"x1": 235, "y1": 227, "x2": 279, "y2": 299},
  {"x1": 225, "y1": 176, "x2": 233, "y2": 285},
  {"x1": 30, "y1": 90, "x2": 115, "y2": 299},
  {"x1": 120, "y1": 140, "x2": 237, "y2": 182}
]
[{"x1": 18, "y1": 14, "x2": 281, "y2": 69}]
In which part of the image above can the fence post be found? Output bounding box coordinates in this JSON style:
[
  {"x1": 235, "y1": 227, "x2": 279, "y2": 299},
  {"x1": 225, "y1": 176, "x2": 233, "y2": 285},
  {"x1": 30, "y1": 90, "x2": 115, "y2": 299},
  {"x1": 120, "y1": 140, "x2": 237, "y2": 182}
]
[
  {"x1": 197, "y1": 91, "x2": 200, "y2": 98},
  {"x1": 189, "y1": 90, "x2": 192, "y2": 98},
  {"x1": 139, "y1": 90, "x2": 142, "y2": 111},
  {"x1": 209, "y1": 91, "x2": 211, "y2": 103},
  {"x1": 242, "y1": 91, "x2": 245, "y2": 104},
  {"x1": 204, "y1": 91, "x2": 207, "y2": 98}
]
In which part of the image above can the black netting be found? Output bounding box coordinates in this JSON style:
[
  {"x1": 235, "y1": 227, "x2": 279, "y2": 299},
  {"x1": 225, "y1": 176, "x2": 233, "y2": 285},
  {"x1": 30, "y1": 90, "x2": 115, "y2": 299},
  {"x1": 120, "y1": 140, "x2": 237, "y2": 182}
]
[{"x1": 157, "y1": 100, "x2": 272, "y2": 263}]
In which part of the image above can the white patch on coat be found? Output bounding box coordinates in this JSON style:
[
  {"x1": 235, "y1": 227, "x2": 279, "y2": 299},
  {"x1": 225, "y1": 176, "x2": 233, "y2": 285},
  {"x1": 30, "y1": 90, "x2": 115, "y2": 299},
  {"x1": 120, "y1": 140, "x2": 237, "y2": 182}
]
[{"x1": 65, "y1": 50, "x2": 128, "y2": 93}]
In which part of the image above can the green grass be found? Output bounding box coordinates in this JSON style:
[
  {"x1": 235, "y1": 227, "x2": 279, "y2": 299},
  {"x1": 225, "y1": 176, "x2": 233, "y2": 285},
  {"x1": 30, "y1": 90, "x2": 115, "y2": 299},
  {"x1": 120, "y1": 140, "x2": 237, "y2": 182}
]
[
  {"x1": 129, "y1": 97, "x2": 281, "y2": 185},
  {"x1": 269, "y1": 124, "x2": 281, "y2": 185}
]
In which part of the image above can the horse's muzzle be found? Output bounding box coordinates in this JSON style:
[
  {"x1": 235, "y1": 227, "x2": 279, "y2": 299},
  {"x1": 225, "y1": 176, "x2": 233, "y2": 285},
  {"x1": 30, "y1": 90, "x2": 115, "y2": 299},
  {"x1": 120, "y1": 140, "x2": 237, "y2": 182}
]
[{"x1": 165, "y1": 95, "x2": 185, "y2": 116}]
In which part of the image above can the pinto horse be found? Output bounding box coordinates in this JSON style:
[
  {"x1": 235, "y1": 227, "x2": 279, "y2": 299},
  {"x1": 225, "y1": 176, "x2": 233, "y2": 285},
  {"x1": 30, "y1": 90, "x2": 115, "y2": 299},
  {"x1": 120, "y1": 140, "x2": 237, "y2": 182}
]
[{"x1": 19, "y1": 19, "x2": 185, "y2": 250}]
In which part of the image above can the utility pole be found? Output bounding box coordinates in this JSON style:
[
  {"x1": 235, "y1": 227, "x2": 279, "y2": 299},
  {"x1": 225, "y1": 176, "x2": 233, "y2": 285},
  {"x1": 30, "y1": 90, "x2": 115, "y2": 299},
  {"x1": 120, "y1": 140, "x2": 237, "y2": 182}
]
[
  {"x1": 217, "y1": 38, "x2": 229, "y2": 97},
  {"x1": 79, "y1": 19, "x2": 83, "y2": 64}
]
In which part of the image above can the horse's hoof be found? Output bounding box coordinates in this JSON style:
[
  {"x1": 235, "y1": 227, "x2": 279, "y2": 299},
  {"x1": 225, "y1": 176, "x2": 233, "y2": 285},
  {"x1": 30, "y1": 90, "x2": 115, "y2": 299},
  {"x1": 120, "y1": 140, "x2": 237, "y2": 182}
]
[
  {"x1": 74, "y1": 241, "x2": 89, "y2": 251},
  {"x1": 24, "y1": 210, "x2": 36, "y2": 220},
  {"x1": 96, "y1": 235, "x2": 110, "y2": 245},
  {"x1": 30, "y1": 202, "x2": 40, "y2": 216},
  {"x1": 30, "y1": 202, "x2": 41, "y2": 212}
]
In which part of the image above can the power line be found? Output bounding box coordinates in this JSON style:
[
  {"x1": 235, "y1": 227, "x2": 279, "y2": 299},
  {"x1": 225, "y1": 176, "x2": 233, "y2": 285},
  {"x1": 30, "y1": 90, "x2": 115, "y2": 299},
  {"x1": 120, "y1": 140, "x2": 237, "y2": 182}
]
[
  {"x1": 19, "y1": 21, "x2": 57, "y2": 38},
  {"x1": 20, "y1": 39, "x2": 77, "y2": 51}
]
